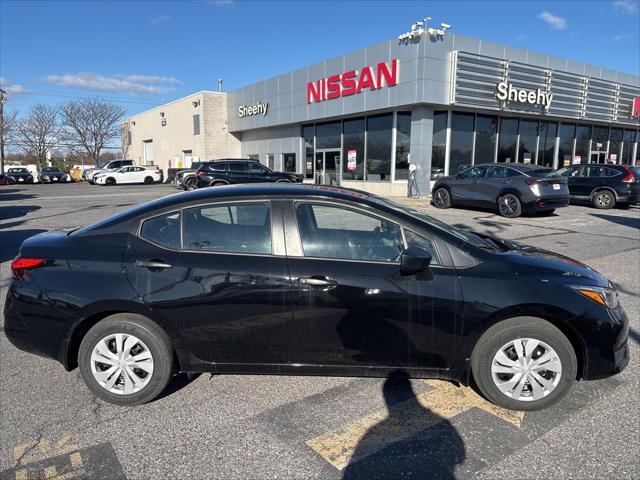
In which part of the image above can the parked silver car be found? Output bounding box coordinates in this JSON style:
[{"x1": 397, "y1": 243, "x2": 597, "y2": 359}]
[{"x1": 432, "y1": 163, "x2": 570, "y2": 218}]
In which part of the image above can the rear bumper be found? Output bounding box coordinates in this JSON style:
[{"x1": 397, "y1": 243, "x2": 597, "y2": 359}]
[{"x1": 523, "y1": 195, "x2": 570, "y2": 212}]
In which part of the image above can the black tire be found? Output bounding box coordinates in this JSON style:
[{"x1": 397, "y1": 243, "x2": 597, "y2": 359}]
[
  {"x1": 536, "y1": 209, "x2": 555, "y2": 216},
  {"x1": 498, "y1": 193, "x2": 522, "y2": 218},
  {"x1": 210, "y1": 180, "x2": 226, "y2": 187},
  {"x1": 592, "y1": 190, "x2": 615, "y2": 209},
  {"x1": 144, "y1": 176, "x2": 154, "y2": 185},
  {"x1": 471, "y1": 316, "x2": 577, "y2": 411},
  {"x1": 105, "y1": 177, "x2": 116, "y2": 186},
  {"x1": 432, "y1": 187, "x2": 451, "y2": 209},
  {"x1": 275, "y1": 178, "x2": 291, "y2": 183},
  {"x1": 184, "y1": 177, "x2": 197, "y2": 190},
  {"x1": 78, "y1": 313, "x2": 174, "y2": 406}
]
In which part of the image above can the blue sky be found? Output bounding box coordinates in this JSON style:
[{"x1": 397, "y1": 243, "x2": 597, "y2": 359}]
[{"x1": 1, "y1": 0, "x2": 639, "y2": 116}]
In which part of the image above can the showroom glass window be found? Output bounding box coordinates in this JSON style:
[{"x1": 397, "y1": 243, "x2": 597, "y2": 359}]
[
  {"x1": 431, "y1": 111, "x2": 447, "y2": 179},
  {"x1": 395, "y1": 112, "x2": 411, "y2": 180},
  {"x1": 574, "y1": 125, "x2": 591, "y2": 163},
  {"x1": 315, "y1": 122, "x2": 341, "y2": 149},
  {"x1": 538, "y1": 121, "x2": 557, "y2": 167},
  {"x1": 182, "y1": 203, "x2": 272, "y2": 254},
  {"x1": 283, "y1": 153, "x2": 296, "y2": 172},
  {"x1": 497, "y1": 118, "x2": 518, "y2": 163},
  {"x1": 449, "y1": 113, "x2": 474, "y2": 172},
  {"x1": 557, "y1": 123, "x2": 576, "y2": 166},
  {"x1": 591, "y1": 126, "x2": 609, "y2": 158},
  {"x1": 518, "y1": 119, "x2": 538, "y2": 164},
  {"x1": 621, "y1": 130, "x2": 635, "y2": 164},
  {"x1": 303, "y1": 125, "x2": 314, "y2": 179},
  {"x1": 609, "y1": 128, "x2": 623, "y2": 161},
  {"x1": 366, "y1": 114, "x2": 393, "y2": 181},
  {"x1": 342, "y1": 117, "x2": 365, "y2": 181},
  {"x1": 475, "y1": 115, "x2": 497, "y2": 164}
]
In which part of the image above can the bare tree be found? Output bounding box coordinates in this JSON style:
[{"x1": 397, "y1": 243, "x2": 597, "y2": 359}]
[
  {"x1": 1, "y1": 102, "x2": 19, "y2": 173},
  {"x1": 60, "y1": 98, "x2": 127, "y2": 164},
  {"x1": 16, "y1": 104, "x2": 61, "y2": 165}
]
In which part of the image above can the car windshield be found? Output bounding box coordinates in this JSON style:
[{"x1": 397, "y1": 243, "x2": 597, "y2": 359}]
[
  {"x1": 525, "y1": 168, "x2": 561, "y2": 178},
  {"x1": 8, "y1": 168, "x2": 27, "y2": 173},
  {"x1": 42, "y1": 167, "x2": 61, "y2": 173},
  {"x1": 372, "y1": 196, "x2": 491, "y2": 248}
]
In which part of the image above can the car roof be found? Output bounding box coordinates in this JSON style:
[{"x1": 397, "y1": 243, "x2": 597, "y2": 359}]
[
  {"x1": 206, "y1": 158, "x2": 258, "y2": 163},
  {"x1": 472, "y1": 163, "x2": 550, "y2": 171}
]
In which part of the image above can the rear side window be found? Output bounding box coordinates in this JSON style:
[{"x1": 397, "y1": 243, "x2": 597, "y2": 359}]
[
  {"x1": 207, "y1": 163, "x2": 227, "y2": 171},
  {"x1": 584, "y1": 166, "x2": 605, "y2": 177},
  {"x1": 229, "y1": 162, "x2": 247, "y2": 173},
  {"x1": 603, "y1": 168, "x2": 621, "y2": 178},
  {"x1": 141, "y1": 212, "x2": 181, "y2": 249},
  {"x1": 182, "y1": 202, "x2": 271, "y2": 254}
]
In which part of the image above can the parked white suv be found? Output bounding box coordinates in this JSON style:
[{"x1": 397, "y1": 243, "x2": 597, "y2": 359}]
[{"x1": 84, "y1": 159, "x2": 134, "y2": 184}]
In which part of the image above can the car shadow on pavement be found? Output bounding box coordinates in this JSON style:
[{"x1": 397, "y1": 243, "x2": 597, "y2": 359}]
[
  {"x1": 342, "y1": 371, "x2": 465, "y2": 480},
  {"x1": 0, "y1": 229, "x2": 47, "y2": 262},
  {"x1": 156, "y1": 372, "x2": 203, "y2": 401},
  {"x1": 0, "y1": 205, "x2": 42, "y2": 226},
  {"x1": 588, "y1": 213, "x2": 640, "y2": 230}
]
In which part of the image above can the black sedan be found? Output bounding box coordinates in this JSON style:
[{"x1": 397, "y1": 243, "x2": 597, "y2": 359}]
[
  {"x1": 39, "y1": 166, "x2": 69, "y2": 183},
  {"x1": 432, "y1": 163, "x2": 570, "y2": 217},
  {"x1": 5, "y1": 185, "x2": 628, "y2": 410},
  {"x1": 6, "y1": 167, "x2": 34, "y2": 184}
]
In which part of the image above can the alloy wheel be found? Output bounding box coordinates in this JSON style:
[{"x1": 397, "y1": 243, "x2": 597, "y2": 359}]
[
  {"x1": 596, "y1": 192, "x2": 611, "y2": 208},
  {"x1": 90, "y1": 333, "x2": 154, "y2": 395},
  {"x1": 499, "y1": 196, "x2": 517, "y2": 216},
  {"x1": 434, "y1": 189, "x2": 449, "y2": 208},
  {"x1": 491, "y1": 338, "x2": 562, "y2": 402}
]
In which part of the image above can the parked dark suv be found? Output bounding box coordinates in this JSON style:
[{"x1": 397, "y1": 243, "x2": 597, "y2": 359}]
[
  {"x1": 196, "y1": 159, "x2": 303, "y2": 188},
  {"x1": 556, "y1": 164, "x2": 640, "y2": 209}
]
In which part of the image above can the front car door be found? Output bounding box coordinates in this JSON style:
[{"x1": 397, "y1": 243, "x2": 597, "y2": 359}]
[
  {"x1": 282, "y1": 199, "x2": 462, "y2": 374},
  {"x1": 450, "y1": 166, "x2": 489, "y2": 204},
  {"x1": 123, "y1": 199, "x2": 292, "y2": 371},
  {"x1": 227, "y1": 161, "x2": 251, "y2": 183}
]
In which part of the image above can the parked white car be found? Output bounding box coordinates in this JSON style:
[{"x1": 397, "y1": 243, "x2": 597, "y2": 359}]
[{"x1": 94, "y1": 166, "x2": 161, "y2": 185}]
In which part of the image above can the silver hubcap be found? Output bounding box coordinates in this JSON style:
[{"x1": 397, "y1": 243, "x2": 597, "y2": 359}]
[
  {"x1": 90, "y1": 333, "x2": 154, "y2": 395},
  {"x1": 500, "y1": 196, "x2": 517, "y2": 215},
  {"x1": 596, "y1": 193, "x2": 610, "y2": 206},
  {"x1": 491, "y1": 338, "x2": 562, "y2": 402}
]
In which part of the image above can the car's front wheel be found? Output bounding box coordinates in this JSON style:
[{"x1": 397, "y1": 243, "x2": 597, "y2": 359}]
[
  {"x1": 78, "y1": 313, "x2": 174, "y2": 406},
  {"x1": 144, "y1": 176, "x2": 154, "y2": 185},
  {"x1": 471, "y1": 316, "x2": 577, "y2": 411},
  {"x1": 105, "y1": 177, "x2": 116, "y2": 186},
  {"x1": 432, "y1": 188, "x2": 451, "y2": 209},
  {"x1": 498, "y1": 193, "x2": 522, "y2": 218}
]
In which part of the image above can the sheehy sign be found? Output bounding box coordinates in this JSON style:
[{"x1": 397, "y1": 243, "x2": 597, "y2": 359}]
[
  {"x1": 238, "y1": 101, "x2": 269, "y2": 118},
  {"x1": 495, "y1": 82, "x2": 553, "y2": 110},
  {"x1": 307, "y1": 59, "x2": 399, "y2": 104}
]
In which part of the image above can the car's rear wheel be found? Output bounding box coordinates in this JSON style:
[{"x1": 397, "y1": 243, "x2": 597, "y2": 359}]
[
  {"x1": 498, "y1": 193, "x2": 522, "y2": 218},
  {"x1": 105, "y1": 177, "x2": 116, "y2": 186},
  {"x1": 184, "y1": 177, "x2": 197, "y2": 190},
  {"x1": 471, "y1": 317, "x2": 577, "y2": 411},
  {"x1": 593, "y1": 190, "x2": 615, "y2": 209},
  {"x1": 78, "y1": 313, "x2": 174, "y2": 406},
  {"x1": 433, "y1": 188, "x2": 451, "y2": 209},
  {"x1": 144, "y1": 176, "x2": 154, "y2": 185},
  {"x1": 210, "y1": 180, "x2": 226, "y2": 187},
  {"x1": 275, "y1": 179, "x2": 291, "y2": 183}
]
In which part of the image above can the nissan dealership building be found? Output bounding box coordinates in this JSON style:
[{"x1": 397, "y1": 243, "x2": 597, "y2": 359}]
[{"x1": 225, "y1": 29, "x2": 640, "y2": 196}]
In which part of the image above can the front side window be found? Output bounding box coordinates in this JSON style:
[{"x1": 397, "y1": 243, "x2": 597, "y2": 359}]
[
  {"x1": 556, "y1": 167, "x2": 580, "y2": 177},
  {"x1": 295, "y1": 203, "x2": 404, "y2": 262},
  {"x1": 141, "y1": 212, "x2": 181, "y2": 249},
  {"x1": 182, "y1": 202, "x2": 271, "y2": 254},
  {"x1": 462, "y1": 166, "x2": 488, "y2": 178},
  {"x1": 404, "y1": 230, "x2": 439, "y2": 265},
  {"x1": 249, "y1": 163, "x2": 268, "y2": 174}
]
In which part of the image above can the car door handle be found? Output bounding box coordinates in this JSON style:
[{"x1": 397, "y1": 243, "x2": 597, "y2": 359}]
[
  {"x1": 297, "y1": 276, "x2": 338, "y2": 287},
  {"x1": 135, "y1": 260, "x2": 172, "y2": 269}
]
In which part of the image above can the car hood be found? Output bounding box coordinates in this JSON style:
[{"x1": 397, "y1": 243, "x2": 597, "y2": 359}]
[{"x1": 478, "y1": 233, "x2": 610, "y2": 288}]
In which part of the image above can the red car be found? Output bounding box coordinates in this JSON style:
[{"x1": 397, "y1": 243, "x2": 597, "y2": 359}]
[{"x1": 0, "y1": 174, "x2": 9, "y2": 185}]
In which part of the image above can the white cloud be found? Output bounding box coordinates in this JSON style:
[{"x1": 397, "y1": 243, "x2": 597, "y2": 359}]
[
  {"x1": 40, "y1": 73, "x2": 181, "y2": 95},
  {"x1": 0, "y1": 77, "x2": 28, "y2": 94},
  {"x1": 208, "y1": 0, "x2": 234, "y2": 6},
  {"x1": 612, "y1": 33, "x2": 632, "y2": 42},
  {"x1": 150, "y1": 14, "x2": 172, "y2": 24},
  {"x1": 537, "y1": 11, "x2": 568, "y2": 30},
  {"x1": 516, "y1": 34, "x2": 528, "y2": 42},
  {"x1": 613, "y1": 0, "x2": 639, "y2": 14}
]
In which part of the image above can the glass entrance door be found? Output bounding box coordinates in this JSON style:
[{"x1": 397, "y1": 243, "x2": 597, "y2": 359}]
[
  {"x1": 591, "y1": 151, "x2": 606, "y2": 163},
  {"x1": 314, "y1": 150, "x2": 341, "y2": 186}
]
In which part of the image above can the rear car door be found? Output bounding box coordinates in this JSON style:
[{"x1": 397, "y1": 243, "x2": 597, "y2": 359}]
[
  {"x1": 572, "y1": 165, "x2": 602, "y2": 197},
  {"x1": 228, "y1": 161, "x2": 251, "y2": 183},
  {"x1": 123, "y1": 200, "x2": 292, "y2": 369},
  {"x1": 283, "y1": 200, "x2": 462, "y2": 371}
]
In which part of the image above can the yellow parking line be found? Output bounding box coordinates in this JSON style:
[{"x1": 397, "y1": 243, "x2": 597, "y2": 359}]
[
  {"x1": 14, "y1": 470, "x2": 28, "y2": 480},
  {"x1": 44, "y1": 465, "x2": 57, "y2": 479},
  {"x1": 69, "y1": 452, "x2": 83, "y2": 469},
  {"x1": 306, "y1": 379, "x2": 524, "y2": 470}
]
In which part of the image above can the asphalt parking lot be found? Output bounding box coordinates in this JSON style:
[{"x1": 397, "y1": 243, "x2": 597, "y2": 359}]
[{"x1": 1, "y1": 183, "x2": 639, "y2": 480}]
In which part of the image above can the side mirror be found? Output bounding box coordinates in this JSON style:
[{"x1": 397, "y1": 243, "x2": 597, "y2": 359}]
[
  {"x1": 400, "y1": 247, "x2": 432, "y2": 275},
  {"x1": 456, "y1": 172, "x2": 463, "y2": 179}
]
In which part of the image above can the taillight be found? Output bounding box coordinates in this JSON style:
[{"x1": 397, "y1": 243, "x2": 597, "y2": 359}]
[
  {"x1": 11, "y1": 257, "x2": 47, "y2": 280},
  {"x1": 525, "y1": 179, "x2": 539, "y2": 185},
  {"x1": 621, "y1": 168, "x2": 635, "y2": 183}
]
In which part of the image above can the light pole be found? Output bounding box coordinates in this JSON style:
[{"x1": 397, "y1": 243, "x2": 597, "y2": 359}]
[{"x1": 0, "y1": 87, "x2": 6, "y2": 174}]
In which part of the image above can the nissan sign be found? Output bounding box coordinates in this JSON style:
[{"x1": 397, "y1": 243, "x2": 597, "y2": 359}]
[{"x1": 307, "y1": 59, "x2": 399, "y2": 104}]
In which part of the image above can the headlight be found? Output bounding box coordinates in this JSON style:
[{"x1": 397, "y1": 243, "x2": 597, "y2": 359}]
[
  {"x1": 42, "y1": 175, "x2": 50, "y2": 180},
  {"x1": 570, "y1": 285, "x2": 619, "y2": 309}
]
